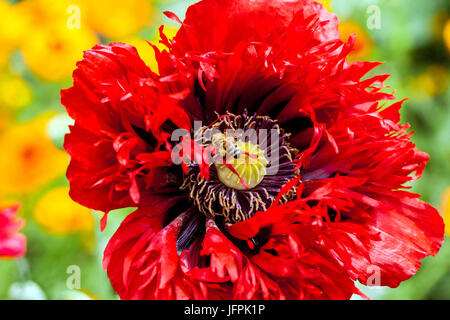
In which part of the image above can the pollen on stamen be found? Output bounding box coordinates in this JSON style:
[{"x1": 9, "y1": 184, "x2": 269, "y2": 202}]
[
  {"x1": 215, "y1": 140, "x2": 268, "y2": 190},
  {"x1": 181, "y1": 112, "x2": 299, "y2": 224}
]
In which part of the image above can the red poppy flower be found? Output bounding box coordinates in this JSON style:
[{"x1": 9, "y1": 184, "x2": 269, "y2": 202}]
[
  {"x1": 62, "y1": 0, "x2": 444, "y2": 299},
  {"x1": 0, "y1": 205, "x2": 26, "y2": 259}
]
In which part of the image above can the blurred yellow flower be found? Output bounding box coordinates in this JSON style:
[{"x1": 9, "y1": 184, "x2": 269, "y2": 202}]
[
  {"x1": 444, "y1": 19, "x2": 450, "y2": 53},
  {"x1": 21, "y1": 26, "x2": 97, "y2": 82},
  {"x1": 124, "y1": 38, "x2": 158, "y2": 72},
  {"x1": 0, "y1": 109, "x2": 12, "y2": 134},
  {"x1": 0, "y1": 114, "x2": 68, "y2": 196},
  {"x1": 0, "y1": 48, "x2": 12, "y2": 71},
  {"x1": 80, "y1": 0, "x2": 154, "y2": 40},
  {"x1": 124, "y1": 26, "x2": 179, "y2": 74},
  {"x1": 0, "y1": 74, "x2": 32, "y2": 110},
  {"x1": 14, "y1": 0, "x2": 166, "y2": 80},
  {"x1": 316, "y1": 0, "x2": 331, "y2": 11},
  {"x1": 18, "y1": 0, "x2": 78, "y2": 27},
  {"x1": 409, "y1": 65, "x2": 449, "y2": 100},
  {"x1": 431, "y1": 12, "x2": 449, "y2": 41},
  {"x1": 440, "y1": 187, "x2": 450, "y2": 236},
  {"x1": 0, "y1": 0, "x2": 26, "y2": 70},
  {"x1": 34, "y1": 186, "x2": 94, "y2": 235},
  {"x1": 339, "y1": 20, "x2": 374, "y2": 61},
  {"x1": 0, "y1": 1, "x2": 26, "y2": 47},
  {"x1": 18, "y1": 0, "x2": 97, "y2": 82}
]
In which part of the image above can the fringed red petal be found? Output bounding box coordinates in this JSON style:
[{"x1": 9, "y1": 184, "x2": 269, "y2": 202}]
[{"x1": 62, "y1": 43, "x2": 191, "y2": 214}]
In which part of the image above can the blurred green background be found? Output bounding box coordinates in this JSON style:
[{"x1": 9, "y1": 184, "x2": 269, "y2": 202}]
[{"x1": 0, "y1": 0, "x2": 448, "y2": 300}]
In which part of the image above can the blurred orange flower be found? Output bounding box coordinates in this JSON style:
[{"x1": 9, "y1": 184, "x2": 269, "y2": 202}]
[
  {"x1": 0, "y1": 109, "x2": 12, "y2": 134},
  {"x1": 0, "y1": 114, "x2": 68, "y2": 195},
  {"x1": 14, "y1": 0, "x2": 160, "y2": 81},
  {"x1": 18, "y1": 0, "x2": 78, "y2": 27},
  {"x1": 440, "y1": 187, "x2": 450, "y2": 236},
  {"x1": 21, "y1": 27, "x2": 97, "y2": 82},
  {"x1": 124, "y1": 26, "x2": 179, "y2": 74},
  {"x1": 34, "y1": 186, "x2": 94, "y2": 235},
  {"x1": 339, "y1": 20, "x2": 374, "y2": 61},
  {"x1": 0, "y1": 0, "x2": 26, "y2": 70},
  {"x1": 79, "y1": 0, "x2": 154, "y2": 40},
  {"x1": 317, "y1": 0, "x2": 331, "y2": 11},
  {"x1": 17, "y1": 0, "x2": 97, "y2": 82},
  {"x1": 444, "y1": 19, "x2": 450, "y2": 53},
  {"x1": 409, "y1": 65, "x2": 449, "y2": 100}
]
